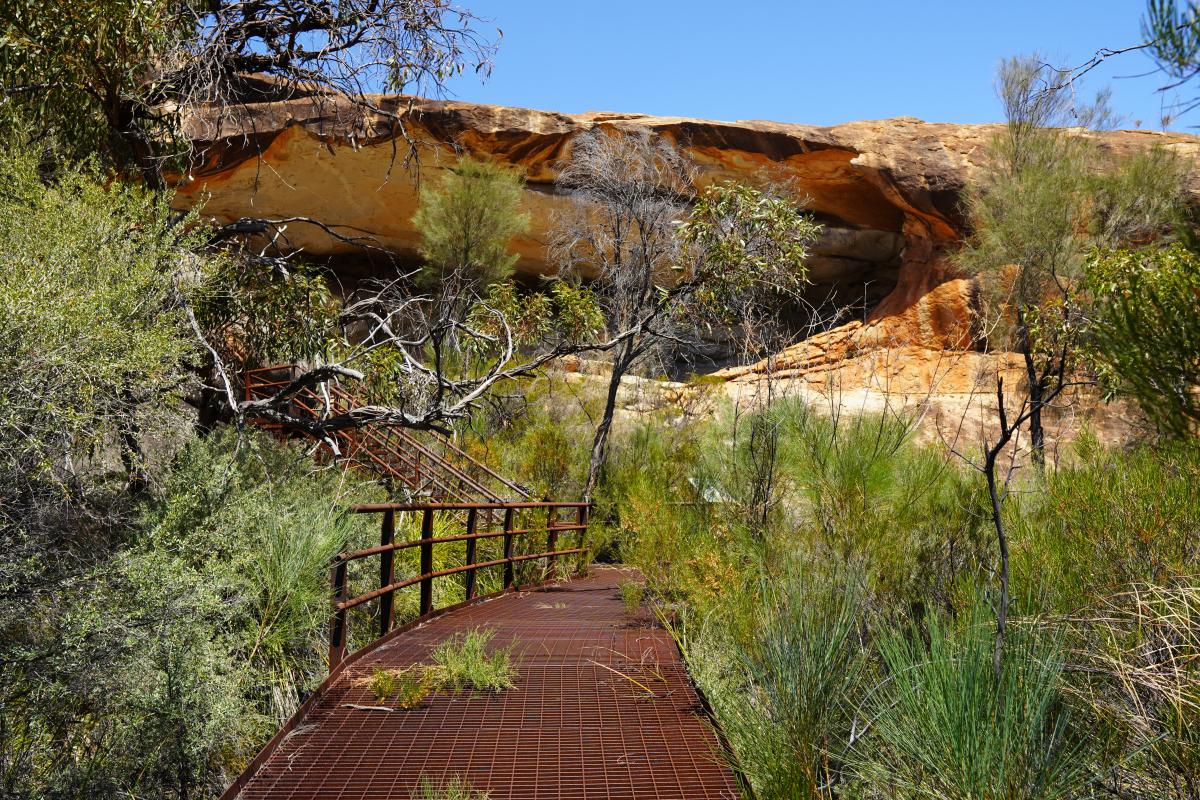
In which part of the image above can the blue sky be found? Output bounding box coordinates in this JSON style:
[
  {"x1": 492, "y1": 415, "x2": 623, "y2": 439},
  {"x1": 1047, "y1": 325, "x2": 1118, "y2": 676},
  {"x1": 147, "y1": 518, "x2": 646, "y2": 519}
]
[{"x1": 440, "y1": 1, "x2": 1191, "y2": 131}]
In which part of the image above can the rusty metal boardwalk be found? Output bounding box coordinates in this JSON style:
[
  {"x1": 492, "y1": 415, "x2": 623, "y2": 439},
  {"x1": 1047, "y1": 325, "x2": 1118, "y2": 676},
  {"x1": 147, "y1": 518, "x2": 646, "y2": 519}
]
[{"x1": 229, "y1": 566, "x2": 739, "y2": 800}]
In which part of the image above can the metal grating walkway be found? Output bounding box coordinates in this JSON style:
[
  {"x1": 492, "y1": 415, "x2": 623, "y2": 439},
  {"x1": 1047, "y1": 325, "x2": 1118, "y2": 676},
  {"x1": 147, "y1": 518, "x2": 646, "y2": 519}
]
[{"x1": 231, "y1": 566, "x2": 739, "y2": 799}]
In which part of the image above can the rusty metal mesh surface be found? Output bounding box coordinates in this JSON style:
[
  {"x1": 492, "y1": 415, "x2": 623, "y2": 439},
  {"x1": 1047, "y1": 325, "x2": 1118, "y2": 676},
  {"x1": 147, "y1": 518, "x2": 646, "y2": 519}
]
[{"x1": 235, "y1": 566, "x2": 739, "y2": 799}]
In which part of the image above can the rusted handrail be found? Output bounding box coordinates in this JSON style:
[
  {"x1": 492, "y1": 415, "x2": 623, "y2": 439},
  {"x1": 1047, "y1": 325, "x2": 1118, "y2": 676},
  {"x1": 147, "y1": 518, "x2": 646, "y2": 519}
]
[
  {"x1": 351, "y1": 501, "x2": 590, "y2": 512},
  {"x1": 328, "y1": 501, "x2": 590, "y2": 670}
]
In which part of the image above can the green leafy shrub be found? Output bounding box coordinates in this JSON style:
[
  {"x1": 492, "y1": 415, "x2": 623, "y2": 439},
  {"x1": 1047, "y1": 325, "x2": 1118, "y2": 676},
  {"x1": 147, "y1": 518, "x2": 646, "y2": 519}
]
[
  {"x1": 144, "y1": 429, "x2": 383, "y2": 682},
  {"x1": 0, "y1": 143, "x2": 199, "y2": 493},
  {"x1": 0, "y1": 428, "x2": 384, "y2": 797},
  {"x1": 192, "y1": 254, "x2": 342, "y2": 371},
  {"x1": 1084, "y1": 244, "x2": 1200, "y2": 438}
]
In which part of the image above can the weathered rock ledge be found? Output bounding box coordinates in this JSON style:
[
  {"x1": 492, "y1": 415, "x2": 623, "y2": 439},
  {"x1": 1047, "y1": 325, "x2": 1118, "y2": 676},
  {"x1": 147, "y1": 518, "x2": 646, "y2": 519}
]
[{"x1": 173, "y1": 93, "x2": 1200, "y2": 387}]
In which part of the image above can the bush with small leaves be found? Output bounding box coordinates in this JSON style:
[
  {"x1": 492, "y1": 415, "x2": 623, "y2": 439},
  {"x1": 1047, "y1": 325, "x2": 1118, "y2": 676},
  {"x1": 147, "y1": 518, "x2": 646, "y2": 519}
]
[{"x1": 369, "y1": 666, "x2": 434, "y2": 709}]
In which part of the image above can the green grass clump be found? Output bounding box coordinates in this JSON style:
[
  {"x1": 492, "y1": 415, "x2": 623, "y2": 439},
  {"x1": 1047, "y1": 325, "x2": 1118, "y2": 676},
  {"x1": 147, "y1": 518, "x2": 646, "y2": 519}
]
[
  {"x1": 619, "y1": 581, "x2": 644, "y2": 614},
  {"x1": 689, "y1": 580, "x2": 864, "y2": 800},
  {"x1": 415, "y1": 774, "x2": 490, "y2": 799},
  {"x1": 429, "y1": 629, "x2": 517, "y2": 694},
  {"x1": 858, "y1": 602, "x2": 1092, "y2": 800}
]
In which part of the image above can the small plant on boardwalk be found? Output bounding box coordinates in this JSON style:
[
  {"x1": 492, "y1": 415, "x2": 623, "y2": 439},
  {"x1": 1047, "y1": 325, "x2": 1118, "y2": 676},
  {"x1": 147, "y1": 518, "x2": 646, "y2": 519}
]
[
  {"x1": 429, "y1": 629, "x2": 516, "y2": 694},
  {"x1": 368, "y1": 666, "x2": 433, "y2": 709},
  {"x1": 588, "y1": 646, "x2": 669, "y2": 700},
  {"x1": 415, "y1": 775, "x2": 490, "y2": 800},
  {"x1": 368, "y1": 667, "x2": 397, "y2": 703},
  {"x1": 620, "y1": 581, "x2": 645, "y2": 615}
]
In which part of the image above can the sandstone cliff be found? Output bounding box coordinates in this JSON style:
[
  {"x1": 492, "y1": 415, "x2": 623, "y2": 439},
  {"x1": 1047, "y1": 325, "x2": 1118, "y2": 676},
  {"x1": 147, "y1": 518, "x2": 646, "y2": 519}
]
[{"x1": 174, "y1": 93, "x2": 1200, "y2": 390}]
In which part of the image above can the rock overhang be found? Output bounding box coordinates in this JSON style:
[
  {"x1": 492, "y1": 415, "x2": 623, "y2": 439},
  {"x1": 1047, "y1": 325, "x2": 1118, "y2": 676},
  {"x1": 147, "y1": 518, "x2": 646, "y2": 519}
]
[{"x1": 172, "y1": 92, "x2": 1200, "y2": 361}]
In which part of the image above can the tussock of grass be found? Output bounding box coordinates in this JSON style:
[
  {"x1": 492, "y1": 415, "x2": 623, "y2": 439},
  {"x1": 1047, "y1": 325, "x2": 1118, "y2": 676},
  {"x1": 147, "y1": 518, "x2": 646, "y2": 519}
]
[
  {"x1": 1077, "y1": 583, "x2": 1200, "y2": 795},
  {"x1": 859, "y1": 603, "x2": 1091, "y2": 800},
  {"x1": 415, "y1": 775, "x2": 490, "y2": 800},
  {"x1": 619, "y1": 581, "x2": 644, "y2": 615},
  {"x1": 429, "y1": 628, "x2": 516, "y2": 694},
  {"x1": 688, "y1": 580, "x2": 864, "y2": 799}
]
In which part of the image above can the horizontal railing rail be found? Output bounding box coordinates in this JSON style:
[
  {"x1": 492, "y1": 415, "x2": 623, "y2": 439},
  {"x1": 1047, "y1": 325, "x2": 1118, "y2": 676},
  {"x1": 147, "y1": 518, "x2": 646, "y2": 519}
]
[{"x1": 328, "y1": 501, "x2": 590, "y2": 670}]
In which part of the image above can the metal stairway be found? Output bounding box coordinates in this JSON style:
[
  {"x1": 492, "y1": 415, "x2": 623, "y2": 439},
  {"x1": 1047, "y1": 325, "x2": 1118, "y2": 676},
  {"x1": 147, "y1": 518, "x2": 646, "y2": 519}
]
[{"x1": 243, "y1": 365, "x2": 530, "y2": 503}]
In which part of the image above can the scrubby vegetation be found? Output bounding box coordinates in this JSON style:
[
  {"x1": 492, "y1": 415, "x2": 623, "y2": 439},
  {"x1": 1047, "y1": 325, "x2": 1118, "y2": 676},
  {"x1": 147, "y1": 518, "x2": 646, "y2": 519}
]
[
  {"x1": 472, "y1": 388, "x2": 1199, "y2": 800},
  {"x1": 0, "y1": 427, "x2": 386, "y2": 797},
  {"x1": 1, "y1": 1, "x2": 1199, "y2": 798}
]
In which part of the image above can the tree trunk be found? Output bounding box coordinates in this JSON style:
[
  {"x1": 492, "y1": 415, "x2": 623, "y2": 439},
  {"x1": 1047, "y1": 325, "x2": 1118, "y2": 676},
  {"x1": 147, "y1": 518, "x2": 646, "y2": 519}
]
[
  {"x1": 1017, "y1": 308, "x2": 1046, "y2": 468},
  {"x1": 195, "y1": 384, "x2": 224, "y2": 436},
  {"x1": 985, "y1": 448, "x2": 1010, "y2": 680},
  {"x1": 582, "y1": 342, "x2": 635, "y2": 502},
  {"x1": 108, "y1": 91, "x2": 166, "y2": 190},
  {"x1": 1024, "y1": 351, "x2": 1046, "y2": 468}
]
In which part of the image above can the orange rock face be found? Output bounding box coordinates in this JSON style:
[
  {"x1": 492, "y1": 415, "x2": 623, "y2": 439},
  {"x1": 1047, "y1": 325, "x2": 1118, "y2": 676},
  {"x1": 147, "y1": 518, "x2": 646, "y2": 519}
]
[{"x1": 174, "y1": 93, "x2": 1200, "y2": 381}]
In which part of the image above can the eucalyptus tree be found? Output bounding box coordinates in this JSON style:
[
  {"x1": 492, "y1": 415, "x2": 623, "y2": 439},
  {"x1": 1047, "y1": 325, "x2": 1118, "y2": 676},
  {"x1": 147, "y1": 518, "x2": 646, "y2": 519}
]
[{"x1": 552, "y1": 129, "x2": 821, "y2": 500}]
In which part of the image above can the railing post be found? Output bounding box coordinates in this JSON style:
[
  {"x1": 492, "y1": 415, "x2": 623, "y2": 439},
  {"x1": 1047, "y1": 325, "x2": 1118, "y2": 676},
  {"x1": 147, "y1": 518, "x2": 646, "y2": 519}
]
[
  {"x1": 502, "y1": 507, "x2": 515, "y2": 589},
  {"x1": 419, "y1": 507, "x2": 434, "y2": 616},
  {"x1": 463, "y1": 507, "x2": 478, "y2": 601},
  {"x1": 378, "y1": 509, "x2": 396, "y2": 638},
  {"x1": 577, "y1": 504, "x2": 589, "y2": 558},
  {"x1": 545, "y1": 504, "x2": 559, "y2": 578},
  {"x1": 328, "y1": 559, "x2": 349, "y2": 670}
]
